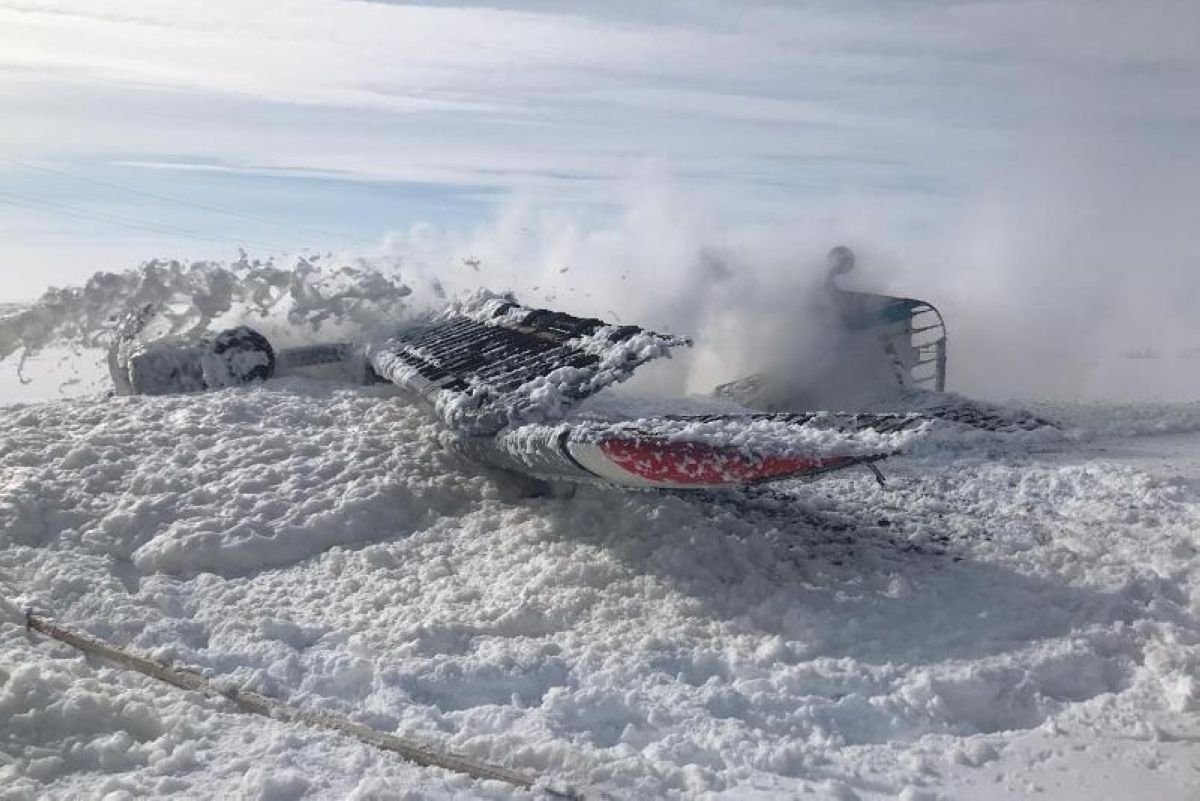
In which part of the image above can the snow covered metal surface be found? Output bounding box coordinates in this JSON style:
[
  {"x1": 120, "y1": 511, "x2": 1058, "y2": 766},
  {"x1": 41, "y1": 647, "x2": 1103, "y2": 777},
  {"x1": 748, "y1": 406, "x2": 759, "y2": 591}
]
[
  {"x1": 3, "y1": 383, "x2": 1200, "y2": 799},
  {"x1": 367, "y1": 292, "x2": 690, "y2": 432},
  {"x1": 449, "y1": 412, "x2": 925, "y2": 490},
  {"x1": 361, "y1": 294, "x2": 929, "y2": 490},
  {"x1": 717, "y1": 370, "x2": 1057, "y2": 439}
]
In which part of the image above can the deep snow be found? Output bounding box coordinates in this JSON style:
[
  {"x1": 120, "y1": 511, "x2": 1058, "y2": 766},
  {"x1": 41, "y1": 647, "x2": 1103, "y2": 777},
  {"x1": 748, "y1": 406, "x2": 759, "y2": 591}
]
[
  {"x1": 2, "y1": 263, "x2": 1199, "y2": 799},
  {"x1": 2, "y1": 379, "x2": 1199, "y2": 800}
]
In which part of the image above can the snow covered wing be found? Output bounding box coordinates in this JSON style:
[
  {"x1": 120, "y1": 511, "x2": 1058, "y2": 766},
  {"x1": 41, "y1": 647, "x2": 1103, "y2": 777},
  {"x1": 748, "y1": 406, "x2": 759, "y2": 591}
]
[
  {"x1": 368, "y1": 294, "x2": 690, "y2": 432},
  {"x1": 448, "y1": 411, "x2": 926, "y2": 490},
  {"x1": 900, "y1": 392, "x2": 1058, "y2": 433}
]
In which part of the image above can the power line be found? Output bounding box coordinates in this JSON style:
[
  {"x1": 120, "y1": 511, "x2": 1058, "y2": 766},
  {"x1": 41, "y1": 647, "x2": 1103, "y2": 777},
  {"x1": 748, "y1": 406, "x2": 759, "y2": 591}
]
[
  {"x1": 0, "y1": 192, "x2": 294, "y2": 251},
  {"x1": 3, "y1": 158, "x2": 376, "y2": 246}
]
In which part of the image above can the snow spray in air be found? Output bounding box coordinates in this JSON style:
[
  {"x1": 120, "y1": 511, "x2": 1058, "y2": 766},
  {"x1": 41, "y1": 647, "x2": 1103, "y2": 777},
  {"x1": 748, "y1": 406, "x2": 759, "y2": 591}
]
[
  {"x1": 374, "y1": 189, "x2": 894, "y2": 405},
  {"x1": 0, "y1": 254, "x2": 430, "y2": 401}
]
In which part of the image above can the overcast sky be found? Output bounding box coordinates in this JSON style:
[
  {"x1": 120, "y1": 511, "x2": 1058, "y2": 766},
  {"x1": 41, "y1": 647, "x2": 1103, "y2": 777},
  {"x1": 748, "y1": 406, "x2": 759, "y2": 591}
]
[{"x1": 1, "y1": 1, "x2": 1198, "y2": 370}]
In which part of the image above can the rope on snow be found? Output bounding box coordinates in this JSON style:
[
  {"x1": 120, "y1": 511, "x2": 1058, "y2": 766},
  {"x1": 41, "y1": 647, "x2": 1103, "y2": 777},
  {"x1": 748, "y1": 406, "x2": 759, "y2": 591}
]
[{"x1": 24, "y1": 610, "x2": 582, "y2": 800}]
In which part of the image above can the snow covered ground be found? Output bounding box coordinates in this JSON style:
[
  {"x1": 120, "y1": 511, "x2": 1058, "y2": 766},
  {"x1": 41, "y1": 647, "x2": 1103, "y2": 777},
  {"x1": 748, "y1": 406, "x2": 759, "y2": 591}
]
[
  {"x1": 2, "y1": 377, "x2": 1199, "y2": 800},
  {"x1": 1, "y1": 265, "x2": 1198, "y2": 799}
]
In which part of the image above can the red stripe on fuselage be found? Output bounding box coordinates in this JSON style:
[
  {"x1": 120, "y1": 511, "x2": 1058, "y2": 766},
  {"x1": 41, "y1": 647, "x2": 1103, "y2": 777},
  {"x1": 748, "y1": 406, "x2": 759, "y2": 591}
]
[{"x1": 598, "y1": 438, "x2": 854, "y2": 486}]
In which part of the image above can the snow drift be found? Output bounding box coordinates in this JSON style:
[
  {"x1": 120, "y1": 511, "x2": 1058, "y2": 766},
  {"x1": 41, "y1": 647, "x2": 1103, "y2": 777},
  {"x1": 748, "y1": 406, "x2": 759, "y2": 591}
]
[
  {"x1": 1, "y1": 258, "x2": 1199, "y2": 799},
  {"x1": 3, "y1": 378, "x2": 1200, "y2": 799}
]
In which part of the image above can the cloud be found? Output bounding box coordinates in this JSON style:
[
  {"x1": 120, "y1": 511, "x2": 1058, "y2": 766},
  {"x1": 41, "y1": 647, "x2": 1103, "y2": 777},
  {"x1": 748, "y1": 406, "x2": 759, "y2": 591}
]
[
  {"x1": 0, "y1": 2, "x2": 1000, "y2": 188},
  {"x1": 4, "y1": 0, "x2": 1195, "y2": 199}
]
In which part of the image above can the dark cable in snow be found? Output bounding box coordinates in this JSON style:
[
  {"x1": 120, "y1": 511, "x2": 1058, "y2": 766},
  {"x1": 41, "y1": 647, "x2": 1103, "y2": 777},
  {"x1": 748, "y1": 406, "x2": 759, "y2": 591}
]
[{"x1": 23, "y1": 611, "x2": 585, "y2": 800}]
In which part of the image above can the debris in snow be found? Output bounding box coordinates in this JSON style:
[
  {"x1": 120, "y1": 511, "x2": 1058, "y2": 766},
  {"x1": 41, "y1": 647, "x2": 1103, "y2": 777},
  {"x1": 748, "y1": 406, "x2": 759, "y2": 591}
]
[{"x1": 24, "y1": 612, "x2": 578, "y2": 797}]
